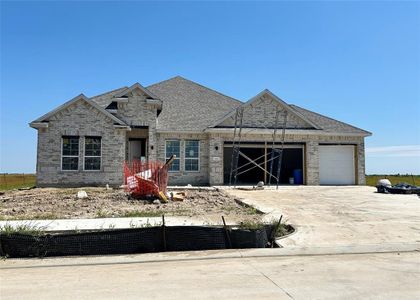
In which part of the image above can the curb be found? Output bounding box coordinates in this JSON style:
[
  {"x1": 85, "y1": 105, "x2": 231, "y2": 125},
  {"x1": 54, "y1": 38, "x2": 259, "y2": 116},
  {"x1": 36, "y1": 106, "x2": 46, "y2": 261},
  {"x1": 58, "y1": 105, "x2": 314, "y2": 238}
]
[{"x1": 2, "y1": 242, "x2": 419, "y2": 270}]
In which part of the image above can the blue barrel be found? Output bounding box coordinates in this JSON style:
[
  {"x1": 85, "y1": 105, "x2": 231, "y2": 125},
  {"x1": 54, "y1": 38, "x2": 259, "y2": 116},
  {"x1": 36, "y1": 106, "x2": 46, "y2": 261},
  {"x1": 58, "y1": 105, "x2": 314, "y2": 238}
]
[{"x1": 293, "y1": 169, "x2": 303, "y2": 185}]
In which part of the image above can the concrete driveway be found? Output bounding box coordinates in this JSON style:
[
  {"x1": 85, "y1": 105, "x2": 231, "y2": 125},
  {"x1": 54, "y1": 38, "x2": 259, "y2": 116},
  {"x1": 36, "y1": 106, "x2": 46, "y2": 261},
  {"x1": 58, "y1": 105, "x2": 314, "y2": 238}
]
[{"x1": 226, "y1": 186, "x2": 420, "y2": 250}]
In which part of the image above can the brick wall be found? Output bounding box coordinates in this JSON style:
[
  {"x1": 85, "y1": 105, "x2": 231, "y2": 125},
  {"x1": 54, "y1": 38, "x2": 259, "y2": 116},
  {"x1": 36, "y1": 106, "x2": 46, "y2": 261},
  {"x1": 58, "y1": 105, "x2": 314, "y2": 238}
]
[
  {"x1": 36, "y1": 99, "x2": 126, "y2": 187},
  {"x1": 156, "y1": 132, "x2": 210, "y2": 185},
  {"x1": 218, "y1": 94, "x2": 313, "y2": 129}
]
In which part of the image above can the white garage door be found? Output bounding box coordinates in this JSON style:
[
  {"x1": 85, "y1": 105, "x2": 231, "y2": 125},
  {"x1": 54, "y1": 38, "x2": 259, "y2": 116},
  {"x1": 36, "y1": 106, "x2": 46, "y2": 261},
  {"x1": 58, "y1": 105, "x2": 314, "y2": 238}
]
[{"x1": 319, "y1": 145, "x2": 355, "y2": 185}]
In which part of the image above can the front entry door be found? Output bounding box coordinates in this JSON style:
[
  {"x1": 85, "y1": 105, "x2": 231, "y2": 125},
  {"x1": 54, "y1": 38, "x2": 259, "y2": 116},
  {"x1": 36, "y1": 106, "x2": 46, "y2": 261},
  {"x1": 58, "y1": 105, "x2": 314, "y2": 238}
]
[{"x1": 128, "y1": 139, "x2": 147, "y2": 162}]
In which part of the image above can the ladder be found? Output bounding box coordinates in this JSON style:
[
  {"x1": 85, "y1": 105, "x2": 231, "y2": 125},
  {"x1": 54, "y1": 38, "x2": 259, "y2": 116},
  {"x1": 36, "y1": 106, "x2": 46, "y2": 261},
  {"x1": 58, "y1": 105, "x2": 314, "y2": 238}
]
[{"x1": 229, "y1": 107, "x2": 244, "y2": 186}]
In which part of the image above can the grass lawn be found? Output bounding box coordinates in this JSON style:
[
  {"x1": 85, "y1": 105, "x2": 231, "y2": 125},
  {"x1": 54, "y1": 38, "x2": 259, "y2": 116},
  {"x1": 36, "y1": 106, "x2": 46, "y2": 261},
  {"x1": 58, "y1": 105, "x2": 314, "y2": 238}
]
[
  {"x1": 0, "y1": 174, "x2": 36, "y2": 191},
  {"x1": 365, "y1": 175, "x2": 420, "y2": 187}
]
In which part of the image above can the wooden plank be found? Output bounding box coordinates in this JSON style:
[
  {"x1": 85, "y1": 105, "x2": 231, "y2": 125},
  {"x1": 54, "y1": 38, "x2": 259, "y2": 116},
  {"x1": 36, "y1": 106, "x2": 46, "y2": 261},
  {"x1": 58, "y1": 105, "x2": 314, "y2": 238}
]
[{"x1": 264, "y1": 141, "x2": 267, "y2": 183}]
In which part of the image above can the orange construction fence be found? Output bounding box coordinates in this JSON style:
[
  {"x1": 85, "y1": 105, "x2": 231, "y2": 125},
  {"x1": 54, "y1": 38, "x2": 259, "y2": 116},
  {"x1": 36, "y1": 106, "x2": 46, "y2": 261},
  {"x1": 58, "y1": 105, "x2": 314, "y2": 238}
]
[{"x1": 123, "y1": 160, "x2": 169, "y2": 198}]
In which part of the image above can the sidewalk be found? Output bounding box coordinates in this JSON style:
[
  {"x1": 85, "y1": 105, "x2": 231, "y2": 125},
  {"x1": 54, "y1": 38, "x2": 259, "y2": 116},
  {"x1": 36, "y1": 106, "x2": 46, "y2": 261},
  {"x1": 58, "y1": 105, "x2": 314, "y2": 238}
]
[{"x1": 0, "y1": 216, "x2": 206, "y2": 231}]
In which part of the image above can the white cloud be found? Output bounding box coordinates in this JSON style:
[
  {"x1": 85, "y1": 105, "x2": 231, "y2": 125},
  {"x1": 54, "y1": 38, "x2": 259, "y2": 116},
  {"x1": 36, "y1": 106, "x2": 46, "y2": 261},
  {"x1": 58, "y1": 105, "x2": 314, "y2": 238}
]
[{"x1": 366, "y1": 145, "x2": 420, "y2": 157}]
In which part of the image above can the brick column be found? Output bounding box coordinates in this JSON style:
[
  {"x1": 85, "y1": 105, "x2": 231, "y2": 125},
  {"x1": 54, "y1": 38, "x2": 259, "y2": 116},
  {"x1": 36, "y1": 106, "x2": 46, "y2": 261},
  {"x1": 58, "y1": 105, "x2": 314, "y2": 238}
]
[
  {"x1": 209, "y1": 135, "x2": 223, "y2": 185},
  {"x1": 306, "y1": 141, "x2": 319, "y2": 185},
  {"x1": 148, "y1": 124, "x2": 157, "y2": 161},
  {"x1": 357, "y1": 141, "x2": 366, "y2": 185}
]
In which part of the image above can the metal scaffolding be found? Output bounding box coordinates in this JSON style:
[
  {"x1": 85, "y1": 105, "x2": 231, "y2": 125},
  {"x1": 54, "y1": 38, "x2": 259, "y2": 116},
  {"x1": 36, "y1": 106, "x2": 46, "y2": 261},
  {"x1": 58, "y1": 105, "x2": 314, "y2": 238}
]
[{"x1": 229, "y1": 107, "x2": 288, "y2": 189}]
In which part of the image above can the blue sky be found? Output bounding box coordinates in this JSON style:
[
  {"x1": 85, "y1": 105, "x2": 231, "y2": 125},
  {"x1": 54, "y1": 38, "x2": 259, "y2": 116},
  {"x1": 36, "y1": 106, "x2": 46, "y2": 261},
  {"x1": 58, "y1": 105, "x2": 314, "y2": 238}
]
[{"x1": 1, "y1": 1, "x2": 419, "y2": 174}]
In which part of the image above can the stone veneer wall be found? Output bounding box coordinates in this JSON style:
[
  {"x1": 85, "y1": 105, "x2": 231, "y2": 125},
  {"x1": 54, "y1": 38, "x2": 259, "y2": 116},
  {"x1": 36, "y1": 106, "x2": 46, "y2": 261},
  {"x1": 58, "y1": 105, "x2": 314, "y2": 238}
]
[
  {"x1": 36, "y1": 99, "x2": 126, "y2": 187},
  {"x1": 156, "y1": 132, "x2": 210, "y2": 185},
  {"x1": 207, "y1": 132, "x2": 366, "y2": 186}
]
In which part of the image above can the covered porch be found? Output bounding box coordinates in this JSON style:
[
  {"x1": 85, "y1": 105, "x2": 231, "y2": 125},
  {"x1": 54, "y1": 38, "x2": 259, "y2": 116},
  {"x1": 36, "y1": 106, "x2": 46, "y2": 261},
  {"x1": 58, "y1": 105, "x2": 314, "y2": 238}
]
[{"x1": 126, "y1": 127, "x2": 149, "y2": 162}]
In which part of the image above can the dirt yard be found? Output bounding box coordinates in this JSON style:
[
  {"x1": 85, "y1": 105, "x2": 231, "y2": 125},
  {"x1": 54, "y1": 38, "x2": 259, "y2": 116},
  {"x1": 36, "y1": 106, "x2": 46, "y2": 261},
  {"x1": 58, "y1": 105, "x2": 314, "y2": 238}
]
[{"x1": 0, "y1": 187, "x2": 262, "y2": 224}]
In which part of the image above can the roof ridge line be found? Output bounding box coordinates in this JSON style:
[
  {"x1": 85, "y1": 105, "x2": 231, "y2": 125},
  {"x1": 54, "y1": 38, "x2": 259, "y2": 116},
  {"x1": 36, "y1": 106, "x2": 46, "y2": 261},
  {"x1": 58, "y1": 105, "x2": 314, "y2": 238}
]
[
  {"x1": 147, "y1": 76, "x2": 243, "y2": 104},
  {"x1": 146, "y1": 75, "x2": 181, "y2": 89}
]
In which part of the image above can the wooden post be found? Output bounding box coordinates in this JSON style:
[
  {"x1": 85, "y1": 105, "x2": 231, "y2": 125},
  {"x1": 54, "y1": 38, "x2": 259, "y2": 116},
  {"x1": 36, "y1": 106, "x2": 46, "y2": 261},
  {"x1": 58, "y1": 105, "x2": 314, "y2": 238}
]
[
  {"x1": 162, "y1": 215, "x2": 167, "y2": 251},
  {"x1": 222, "y1": 216, "x2": 232, "y2": 249},
  {"x1": 271, "y1": 215, "x2": 283, "y2": 247},
  {"x1": 264, "y1": 142, "x2": 267, "y2": 184}
]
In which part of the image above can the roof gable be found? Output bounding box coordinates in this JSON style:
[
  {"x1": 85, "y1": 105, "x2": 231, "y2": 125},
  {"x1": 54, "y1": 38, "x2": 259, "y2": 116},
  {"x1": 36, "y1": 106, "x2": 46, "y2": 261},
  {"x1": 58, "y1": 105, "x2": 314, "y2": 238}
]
[
  {"x1": 113, "y1": 82, "x2": 159, "y2": 99},
  {"x1": 30, "y1": 94, "x2": 126, "y2": 127},
  {"x1": 213, "y1": 89, "x2": 320, "y2": 129},
  {"x1": 90, "y1": 86, "x2": 128, "y2": 108}
]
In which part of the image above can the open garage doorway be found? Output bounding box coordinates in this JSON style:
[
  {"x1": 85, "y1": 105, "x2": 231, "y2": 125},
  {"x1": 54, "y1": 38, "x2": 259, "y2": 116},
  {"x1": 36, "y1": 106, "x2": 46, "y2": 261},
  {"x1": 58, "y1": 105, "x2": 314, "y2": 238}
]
[{"x1": 223, "y1": 143, "x2": 304, "y2": 185}]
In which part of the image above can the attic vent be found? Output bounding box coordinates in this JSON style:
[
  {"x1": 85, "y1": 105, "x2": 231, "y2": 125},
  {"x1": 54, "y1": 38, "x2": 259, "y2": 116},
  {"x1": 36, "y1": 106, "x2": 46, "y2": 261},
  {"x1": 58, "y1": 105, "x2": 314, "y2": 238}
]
[{"x1": 106, "y1": 101, "x2": 118, "y2": 110}]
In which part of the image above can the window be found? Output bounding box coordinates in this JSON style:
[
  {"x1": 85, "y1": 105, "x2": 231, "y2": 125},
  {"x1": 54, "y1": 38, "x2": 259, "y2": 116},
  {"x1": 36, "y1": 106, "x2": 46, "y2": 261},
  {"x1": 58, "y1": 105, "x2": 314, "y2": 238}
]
[
  {"x1": 184, "y1": 140, "x2": 199, "y2": 171},
  {"x1": 165, "y1": 140, "x2": 180, "y2": 171},
  {"x1": 84, "y1": 137, "x2": 101, "y2": 171},
  {"x1": 62, "y1": 136, "x2": 79, "y2": 171}
]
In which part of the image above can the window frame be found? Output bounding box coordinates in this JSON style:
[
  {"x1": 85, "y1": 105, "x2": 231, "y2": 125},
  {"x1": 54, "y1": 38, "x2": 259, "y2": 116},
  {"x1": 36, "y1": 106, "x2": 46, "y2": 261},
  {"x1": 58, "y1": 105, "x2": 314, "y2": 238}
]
[
  {"x1": 61, "y1": 136, "x2": 80, "y2": 171},
  {"x1": 184, "y1": 140, "x2": 200, "y2": 172},
  {"x1": 83, "y1": 136, "x2": 102, "y2": 171},
  {"x1": 165, "y1": 139, "x2": 181, "y2": 172}
]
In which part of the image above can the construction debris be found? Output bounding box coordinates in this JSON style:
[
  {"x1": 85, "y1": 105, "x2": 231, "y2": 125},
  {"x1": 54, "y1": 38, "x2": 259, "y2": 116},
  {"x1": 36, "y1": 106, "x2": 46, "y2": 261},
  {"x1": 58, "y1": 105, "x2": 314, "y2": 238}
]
[
  {"x1": 77, "y1": 191, "x2": 88, "y2": 199},
  {"x1": 158, "y1": 191, "x2": 168, "y2": 203},
  {"x1": 171, "y1": 191, "x2": 187, "y2": 201},
  {"x1": 377, "y1": 182, "x2": 420, "y2": 195}
]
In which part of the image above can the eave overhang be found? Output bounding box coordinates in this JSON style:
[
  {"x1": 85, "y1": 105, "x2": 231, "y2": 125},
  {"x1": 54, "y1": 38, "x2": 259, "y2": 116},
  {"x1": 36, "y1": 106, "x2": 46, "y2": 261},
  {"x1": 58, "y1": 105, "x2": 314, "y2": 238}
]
[
  {"x1": 29, "y1": 122, "x2": 49, "y2": 129},
  {"x1": 113, "y1": 125, "x2": 131, "y2": 130},
  {"x1": 205, "y1": 127, "x2": 371, "y2": 137}
]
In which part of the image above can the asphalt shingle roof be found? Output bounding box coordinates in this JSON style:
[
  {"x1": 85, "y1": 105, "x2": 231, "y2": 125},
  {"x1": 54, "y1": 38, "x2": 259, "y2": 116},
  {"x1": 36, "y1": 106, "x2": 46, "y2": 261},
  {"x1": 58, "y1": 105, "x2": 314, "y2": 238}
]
[
  {"x1": 147, "y1": 76, "x2": 242, "y2": 131},
  {"x1": 89, "y1": 76, "x2": 370, "y2": 135},
  {"x1": 290, "y1": 104, "x2": 371, "y2": 135}
]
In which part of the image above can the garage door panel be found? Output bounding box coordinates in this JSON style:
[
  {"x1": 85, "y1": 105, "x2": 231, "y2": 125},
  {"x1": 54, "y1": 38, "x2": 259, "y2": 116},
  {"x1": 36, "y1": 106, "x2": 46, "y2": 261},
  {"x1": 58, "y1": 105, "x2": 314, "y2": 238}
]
[{"x1": 319, "y1": 145, "x2": 355, "y2": 185}]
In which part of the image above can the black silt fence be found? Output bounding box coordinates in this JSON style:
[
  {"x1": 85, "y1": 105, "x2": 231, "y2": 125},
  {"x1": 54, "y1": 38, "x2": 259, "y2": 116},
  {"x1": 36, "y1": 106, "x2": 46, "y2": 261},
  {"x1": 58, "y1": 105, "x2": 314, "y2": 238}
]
[
  {"x1": 230, "y1": 228, "x2": 268, "y2": 249},
  {"x1": 0, "y1": 227, "x2": 163, "y2": 258},
  {"x1": 165, "y1": 226, "x2": 227, "y2": 251},
  {"x1": 0, "y1": 225, "x2": 276, "y2": 258}
]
